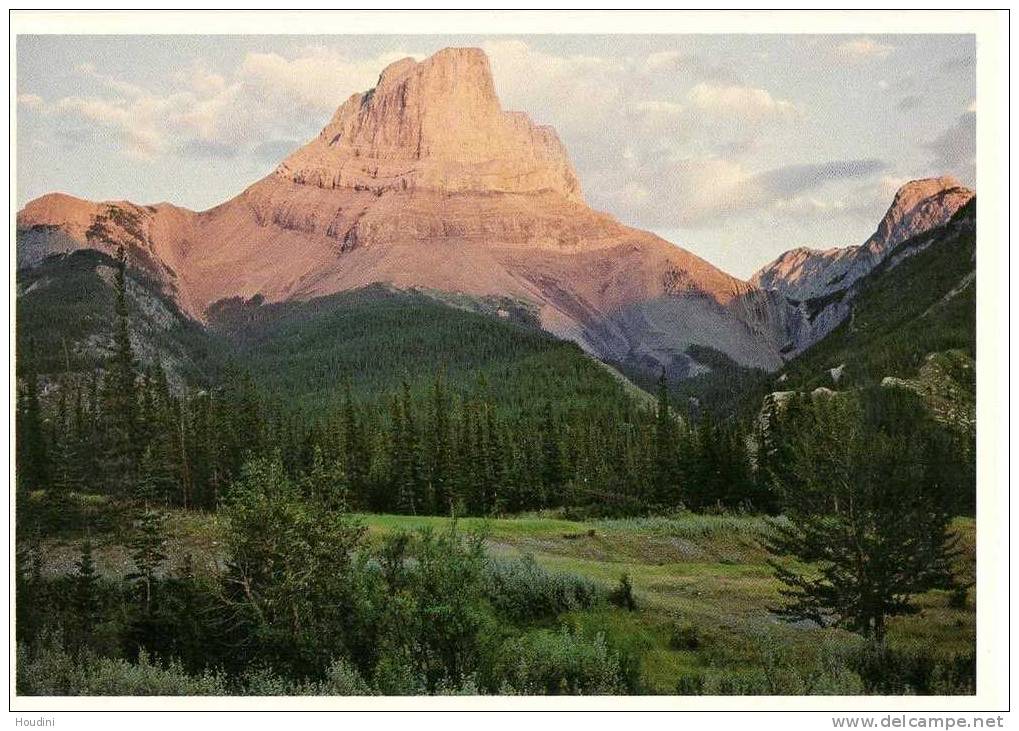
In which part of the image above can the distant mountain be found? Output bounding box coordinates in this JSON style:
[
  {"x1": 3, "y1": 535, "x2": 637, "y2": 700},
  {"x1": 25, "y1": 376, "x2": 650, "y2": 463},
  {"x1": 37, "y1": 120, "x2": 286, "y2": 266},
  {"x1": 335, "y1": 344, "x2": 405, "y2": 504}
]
[
  {"x1": 16, "y1": 47, "x2": 785, "y2": 380},
  {"x1": 778, "y1": 197, "x2": 975, "y2": 393},
  {"x1": 752, "y1": 177, "x2": 973, "y2": 301},
  {"x1": 750, "y1": 177, "x2": 974, "y2": 356}
]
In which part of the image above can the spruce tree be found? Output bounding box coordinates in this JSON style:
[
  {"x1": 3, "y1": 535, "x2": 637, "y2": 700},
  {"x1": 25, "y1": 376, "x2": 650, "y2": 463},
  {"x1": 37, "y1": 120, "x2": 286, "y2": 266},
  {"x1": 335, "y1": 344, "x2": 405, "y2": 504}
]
[
  {"x1": 539, "y1": 403, "x2": 565, "y2": 508},
  {"x1": 399, "y1": 381, "x2": 425, "y2": 514},
  {"x1": 74, "y1": 538, "x2": 99, "y2": 634},
  {"x1": 104, "y1": 246, "x2": 139, "y2": 497},
  {"x1": 127, "y1": 509, "x2": 167, "y2": 611},
  {"x1": 766, "y1": 394, "x2": 961, "y2": 643},
  {"x1": 17, "y1": 355, "x2": 49, "y2": 492},
  {"x1": 341, "y1": 382, "x2": 368, "y2": 509},
  {"x1": 427, "y1": 374, "x2": 452, "y2": 515},
  {"x1": 652, "y1": 373, "x2": 680, "y2": 509}
]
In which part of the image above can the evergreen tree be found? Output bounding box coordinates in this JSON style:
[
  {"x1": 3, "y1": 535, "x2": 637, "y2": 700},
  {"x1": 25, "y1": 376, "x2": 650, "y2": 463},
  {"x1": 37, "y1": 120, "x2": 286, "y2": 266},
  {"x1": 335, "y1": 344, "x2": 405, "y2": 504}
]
[
  {"x1": 127, "y1": 509, "x2": 167, "y2": 611},
  {"x1": 74, "y1": 538, "x2": 100, "y2": 634},
  {"x1": 341, "y1": 382, "x2": 368, "y2": 509},
  {"x1": 103, "y1": 246, "x2": 139, "y2": 497},
  {"x1": 17, "y1": 354, "x2": 49, "y2": 492},
  {"x1": 398, "y1": 381, "x2": 425, "y2": 514},
  {"x1": 427, "y1": 374, "x2": 453, "y2": 515},
  {"x1": 766, "y1": 394, "x2": 961, "y2": 643},
  {"x1": 651, "y1": 373, "x2": 680, "y2": 508},
  {"x1": 539, "y1": 403, "x2": 564, "y2": 507}
]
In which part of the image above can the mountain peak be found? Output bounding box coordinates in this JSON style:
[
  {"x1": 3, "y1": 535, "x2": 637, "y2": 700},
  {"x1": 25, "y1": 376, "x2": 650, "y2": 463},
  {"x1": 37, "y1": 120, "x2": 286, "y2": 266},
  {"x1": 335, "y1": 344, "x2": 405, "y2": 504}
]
[
  {"x1": 867, "y1": 176, "x2": 974, "y2": 256},
  {"x1": 275, "y1": 46, "x2": 583, "y2": 202}
]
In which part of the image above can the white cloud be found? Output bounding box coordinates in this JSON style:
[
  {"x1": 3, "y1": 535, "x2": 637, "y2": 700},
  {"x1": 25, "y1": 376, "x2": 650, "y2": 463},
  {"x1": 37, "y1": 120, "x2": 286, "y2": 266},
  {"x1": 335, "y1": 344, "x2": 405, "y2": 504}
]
[
  {"x1": 77, "y1": 62, "x2": 146, "y2": 98},
  {"x1": 238, "y1": 46, "x2": 419, "y2": 112},
  {"x1": 643, "y1": 50, "x2": 684, "y2": 72},
  {"x1": 24, "y1": 47, "x2": 426, "y2": 164},
  {"x1": 833, "y1": 37, "x2": 895, "y2": 61},
  {"x1": 482, "y1": 39, "x2": 623, "y2": 134},
  {"x1": 687, "y1": 82, "x2": 798, "y2": 123},
  {"x1": 924, "y1": 111, "x2": 976, "y2": 185},
  {"x1": 596, "y1": 154, "x2": 887, "y2": 229}
]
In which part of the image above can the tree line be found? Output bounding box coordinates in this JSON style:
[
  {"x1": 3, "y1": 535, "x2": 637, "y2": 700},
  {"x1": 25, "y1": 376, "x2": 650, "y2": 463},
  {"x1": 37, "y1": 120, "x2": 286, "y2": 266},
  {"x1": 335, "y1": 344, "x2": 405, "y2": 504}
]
[{"x1": 17, "y1": 252, "x2": 771, "y2": 520}]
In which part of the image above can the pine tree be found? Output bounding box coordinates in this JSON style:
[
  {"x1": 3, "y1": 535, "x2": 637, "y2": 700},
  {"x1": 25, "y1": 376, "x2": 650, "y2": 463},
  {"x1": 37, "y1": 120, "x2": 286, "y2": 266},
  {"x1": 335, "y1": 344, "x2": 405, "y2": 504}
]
[
  {"x1": 766, "y1": 394, "x2": 960, "y2": 643},
  {"x1": 127, "y1": 509, "x2": 167, "y2": 611},
  {"x1": 652, "y1": 373, "x2": 680, "y2": 509},
  {"x1": 74, "y1": 538, "x2": 99, "y2": 634}
]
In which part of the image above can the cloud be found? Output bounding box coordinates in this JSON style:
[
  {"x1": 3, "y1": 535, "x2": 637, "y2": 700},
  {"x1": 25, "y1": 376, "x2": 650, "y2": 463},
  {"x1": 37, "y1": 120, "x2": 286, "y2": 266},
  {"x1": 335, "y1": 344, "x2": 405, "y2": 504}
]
[
  {"x1": 482, "y1": 38, "x2": 624, "y2": 141},
  {"x1": 687, "y1": 82, "x2": 798, "y2": 122},
  {"x1": 833, "y1": 37, "x2": 895, "y2": 61},
  {"x1": 17, "y1": 93, "x2": 44, "y2": 111},
  {"x1": 238, "y1": 46, "x2": 419, "y2": 112},
  {"x1": 594, "y1": 155, "x2": 888, "y2": 229},
  {"x1": 940, "y1": 55, "x2": 975, "y2": 73},
  {"x1": 644, "y1": 50, "x2": 684, "y2": 72},
  {"x1": 22, "y1": 47, "x2": 423, "y2": 164},
  {"x1": 77, "y1": 62, "x2": 146, "y2": 98},
  {"x1": 924, "y1": 111, "x2": 976, "y2": 184},
  {"x1": 748, "y1": 159, "x2": 888, "y2": 198},
  {"x1": 896, "y1": 94, "x2": 922, "y2": 111},
  {"x1": 178, "y1": 139, "x2": 239, "y2": 160}
]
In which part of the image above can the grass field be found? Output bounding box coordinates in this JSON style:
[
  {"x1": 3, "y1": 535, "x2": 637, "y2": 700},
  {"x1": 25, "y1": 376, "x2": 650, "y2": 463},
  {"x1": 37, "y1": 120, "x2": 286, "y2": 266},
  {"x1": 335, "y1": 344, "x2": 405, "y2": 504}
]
[{"x1": 32, "y1": 504, "x2": 976, "y2": 694}]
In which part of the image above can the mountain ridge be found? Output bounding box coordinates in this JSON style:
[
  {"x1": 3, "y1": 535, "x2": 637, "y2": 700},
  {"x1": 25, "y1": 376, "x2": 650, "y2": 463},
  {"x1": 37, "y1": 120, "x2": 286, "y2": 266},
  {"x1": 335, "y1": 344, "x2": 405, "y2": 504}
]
[{"x1": 17, "y1": 46, "x2": 787, "y2": 378}]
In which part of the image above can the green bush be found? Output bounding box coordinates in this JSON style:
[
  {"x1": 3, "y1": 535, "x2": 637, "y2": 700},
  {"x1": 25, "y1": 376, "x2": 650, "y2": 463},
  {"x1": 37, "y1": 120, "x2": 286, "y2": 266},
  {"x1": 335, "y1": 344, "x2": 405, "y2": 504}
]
[
  {"x1": 669, "y1": 623, "x2": 701, "y2": 651},
  {"x1": 483, "y1": 555, "x2": 602, "y2": 622},
  {"x1": 851, "y1": 644, "x2": 975, "y2": 695},
  {"x1": 17, "y1": 641, "x2": 227, "y2": 696},
  {"x1": 489, "y1": 628, "x2": 627, "y2": 695},
  {"x1": 608, "y1": 574, "x2": 637, "y2": 611}
]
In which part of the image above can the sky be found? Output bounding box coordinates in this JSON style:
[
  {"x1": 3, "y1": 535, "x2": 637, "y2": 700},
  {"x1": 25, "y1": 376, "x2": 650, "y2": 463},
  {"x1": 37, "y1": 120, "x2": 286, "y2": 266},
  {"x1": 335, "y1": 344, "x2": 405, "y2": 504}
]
[{"x1": 16, "y1": 34, "x2": 975, "y2": 278}]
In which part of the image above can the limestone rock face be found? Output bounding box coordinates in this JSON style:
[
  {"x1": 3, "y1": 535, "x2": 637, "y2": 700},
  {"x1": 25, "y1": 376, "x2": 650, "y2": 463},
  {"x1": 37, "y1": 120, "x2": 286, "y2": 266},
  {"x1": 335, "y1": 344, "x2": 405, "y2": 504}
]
[
  {"x1": 277, "y1": 47, "x2": 583, "y2": 202},
  {"x1": 863, "y1": 176, "x2": 973, "y2": 259},
  {"x1": 751, "y1": 177, "x2": 974, "y2": 301},
  {"x1": 749, "y1": 177, "x2": 974, "y2": 358},
  {"x1": 15, "y1": 47, "x2": 794, "y2": 376}
]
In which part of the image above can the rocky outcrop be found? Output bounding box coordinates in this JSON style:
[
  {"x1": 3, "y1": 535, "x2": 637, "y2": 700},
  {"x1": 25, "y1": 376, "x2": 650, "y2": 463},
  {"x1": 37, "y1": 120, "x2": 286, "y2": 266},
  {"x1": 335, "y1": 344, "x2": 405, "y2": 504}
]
[
  {"x1": 277, "y1": 48, "x2": 583, "y2": 202},
  {"x1": 16, "y1": 47, "x2": 787, "y2": 377},
  {"x1": 750, "y1": 177, "x2": 974, "y2": 356},
  {"x1": 752, "y1": 177, "x2": 974, "y2": 302}
]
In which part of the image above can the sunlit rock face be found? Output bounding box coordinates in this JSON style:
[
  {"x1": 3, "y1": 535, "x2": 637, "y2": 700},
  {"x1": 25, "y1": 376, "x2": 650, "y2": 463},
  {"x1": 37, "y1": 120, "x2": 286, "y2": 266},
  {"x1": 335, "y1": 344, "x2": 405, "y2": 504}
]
[{"x1": 16, "y1": 47, "x2": 820, "y2": 377}]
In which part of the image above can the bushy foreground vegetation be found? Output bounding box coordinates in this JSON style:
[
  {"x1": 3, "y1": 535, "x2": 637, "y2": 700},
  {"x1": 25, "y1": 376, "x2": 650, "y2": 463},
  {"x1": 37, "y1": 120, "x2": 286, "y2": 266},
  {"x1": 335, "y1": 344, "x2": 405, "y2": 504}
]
[{"x1": 18, "y1": 458, "x2": 635, "y2": 696}]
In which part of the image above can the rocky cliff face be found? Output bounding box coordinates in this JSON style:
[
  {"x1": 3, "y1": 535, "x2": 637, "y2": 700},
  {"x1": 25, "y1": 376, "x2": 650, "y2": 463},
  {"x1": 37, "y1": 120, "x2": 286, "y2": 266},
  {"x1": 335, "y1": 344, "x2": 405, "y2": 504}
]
[
  {"x1": 749, "y1": 177, "x2": 974, "y2": 356},
  {"x1": 14, "y1": 48, "x2": 816, "y2": 378},
  {"x1": 752, "y1": 177, "x2": 974, "y2": 302},
  {"x1": 278, "y1": 48, "x2": 583, "y2": 203}
]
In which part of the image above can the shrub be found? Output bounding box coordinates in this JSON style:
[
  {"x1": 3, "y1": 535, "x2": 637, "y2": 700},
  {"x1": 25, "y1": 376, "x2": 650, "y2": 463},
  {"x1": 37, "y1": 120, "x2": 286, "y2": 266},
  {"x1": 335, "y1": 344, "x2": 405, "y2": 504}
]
[
  {"x1": 851, "y1": 644, "x2": 975, "y2": 695},
  {"x1": 17, "y1": 641, "x2": 227, "y2": 696},
  {"x1": 489, "y1": 628, "x2": 627, "y2": 695},
  {"x1": 669, "y1": 623, "x2": 701, "y2": 651},
  {"x1": 608, "y1": 573, "x2": 637, "y2": 611},
  {"x1": 483, "y1": 554, "x2": 602, "y2": 622}
]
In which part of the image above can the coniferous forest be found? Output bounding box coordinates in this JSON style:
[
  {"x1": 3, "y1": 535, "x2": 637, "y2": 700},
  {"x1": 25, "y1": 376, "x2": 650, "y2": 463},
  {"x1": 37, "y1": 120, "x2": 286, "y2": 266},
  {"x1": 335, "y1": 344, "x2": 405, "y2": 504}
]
[{"x1": 14, "y1": 232, "x2": 978, "y2": 696}]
